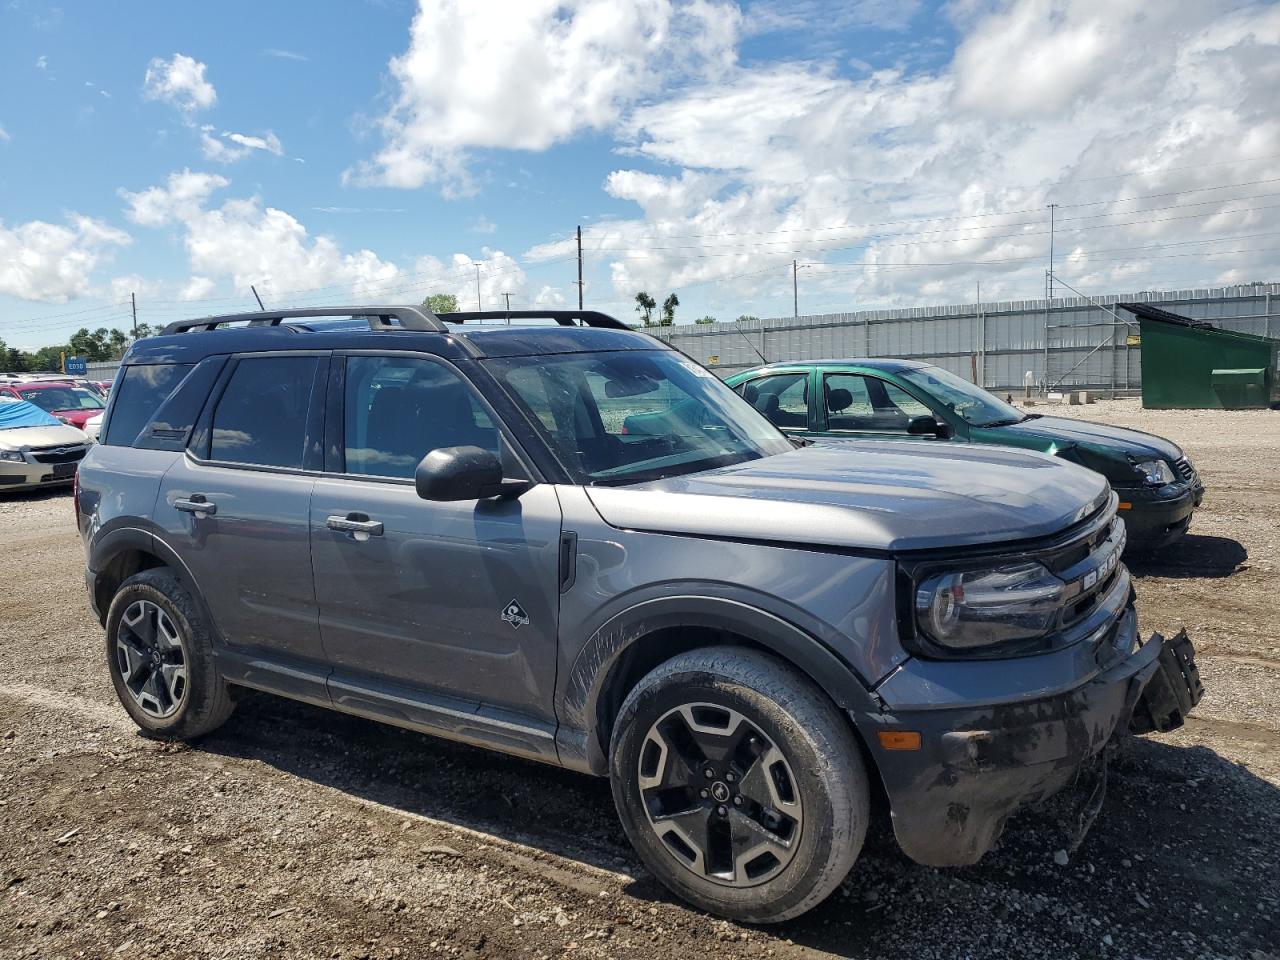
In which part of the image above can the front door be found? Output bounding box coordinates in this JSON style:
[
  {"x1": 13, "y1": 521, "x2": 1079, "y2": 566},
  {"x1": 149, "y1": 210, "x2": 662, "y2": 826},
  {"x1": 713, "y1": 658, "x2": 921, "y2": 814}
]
[
  {"x1": 309, "y1": 353, "x2": 564, "y2": 729},
  {"x1": 818, "y1": 372, "x2": 942, "y2": 440}
]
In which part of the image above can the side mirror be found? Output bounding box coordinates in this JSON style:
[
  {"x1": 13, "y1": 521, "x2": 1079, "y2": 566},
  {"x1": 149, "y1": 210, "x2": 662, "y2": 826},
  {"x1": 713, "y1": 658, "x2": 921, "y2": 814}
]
[
  {"x1": 907, "y1": 415, "x2": 953, "y2": 439},
  {"x1": 414, "y1": 446, "x2": 530, "y2": 501}
]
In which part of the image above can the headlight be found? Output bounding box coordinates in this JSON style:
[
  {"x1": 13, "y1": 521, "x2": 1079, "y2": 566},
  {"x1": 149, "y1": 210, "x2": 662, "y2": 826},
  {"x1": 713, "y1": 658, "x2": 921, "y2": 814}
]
[
  {"x1": 914, "y1": 561, "x2": 1066, "y2": 650},
  {"x1": 1132, "y1": 459, "x2": 1175, "y2": 486},
  {"x1": 0, "y1": 450, "x2": 24, "y2": 462}
]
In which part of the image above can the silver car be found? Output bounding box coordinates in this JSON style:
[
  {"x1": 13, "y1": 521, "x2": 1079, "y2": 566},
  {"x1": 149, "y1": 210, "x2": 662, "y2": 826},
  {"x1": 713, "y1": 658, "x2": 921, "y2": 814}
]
[{"x1": 0, "y1": 398, "x2": 91, "y2": 492}]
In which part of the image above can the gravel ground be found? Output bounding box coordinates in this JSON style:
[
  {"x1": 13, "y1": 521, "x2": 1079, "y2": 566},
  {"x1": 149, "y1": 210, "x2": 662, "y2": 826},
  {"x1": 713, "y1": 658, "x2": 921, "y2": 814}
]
[{"x1": 2, "y1": 401, "x2": 1279, "y2": 959}]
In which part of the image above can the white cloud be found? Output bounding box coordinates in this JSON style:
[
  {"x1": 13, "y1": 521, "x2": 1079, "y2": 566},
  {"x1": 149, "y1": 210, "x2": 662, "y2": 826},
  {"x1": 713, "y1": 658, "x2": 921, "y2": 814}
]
[
  {"x1": 522, "y1": 0, "x2": 1280, "y2": 313},
  {"x1": 36, "y1": 55, "x2": 47, "y2": 70},
  {"x1": 179, "y1": 276, "x2": 216, "y2": 300},
  {"x1": 121, "y1": 169, "x2": 230, "y2": 226},
  {"x1": 351, "y1": 0, "x2": 742, "y2": 193},
  {"x1": 0, "y1": 215, "x2": 130, "y2": 302},
  {"x1": 143, "y1": 54, "x2": 217, "y2": 113},
  {"x1": 199, "y1": 127, "x2": 285, "y2": 163},
  {"x1": 469, "y1": 215, "x2": 497, "y2": 234},
  {"x1": 121, "y1": 171, "x2": 402, "y2": 300},
  {"x1": 0, "y1": 124, "x2": 9, "y2": 143}
]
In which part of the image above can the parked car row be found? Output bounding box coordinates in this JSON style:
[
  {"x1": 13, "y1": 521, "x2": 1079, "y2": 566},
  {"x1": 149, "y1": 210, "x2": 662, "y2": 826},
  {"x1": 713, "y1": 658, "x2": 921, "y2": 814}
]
[{"x1": 73, "y1": 307, "x2": 1204, "y2": 924}]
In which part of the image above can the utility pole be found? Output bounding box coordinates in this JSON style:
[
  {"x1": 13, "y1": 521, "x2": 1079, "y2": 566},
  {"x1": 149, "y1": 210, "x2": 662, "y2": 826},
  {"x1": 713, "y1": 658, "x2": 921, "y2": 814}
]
[
  {"x1": 251, "y1": 284, "x2": 265, "y2": 310},
  {"x1": 793, "y1": 259, "x2": 799, "y2": 318},
  {"x1": 576, "y1": 225, "x2": 584, "y2": 309},
  {"x1": 131, "y1": 291, "x2": 138, "y2": 339},
  {"x1": 1046, "y1": 203, "x2": 1058, "y2": 300},
  {"x1": 474, "y1": 263, "x2": 482, "y2": 310}
]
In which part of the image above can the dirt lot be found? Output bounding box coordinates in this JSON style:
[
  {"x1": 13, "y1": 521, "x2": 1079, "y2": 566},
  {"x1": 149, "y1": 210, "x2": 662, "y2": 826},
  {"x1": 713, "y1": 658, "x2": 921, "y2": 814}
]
[{"x1": 2, "y1": 400, "x2": 1278, "y2": 960}]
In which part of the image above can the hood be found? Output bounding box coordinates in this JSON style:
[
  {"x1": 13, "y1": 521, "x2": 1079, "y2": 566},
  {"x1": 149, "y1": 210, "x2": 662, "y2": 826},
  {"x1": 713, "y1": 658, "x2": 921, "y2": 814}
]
[
  {"x1": 48, "y1": 408, "x2": 98, "y2": 428},
  {"x1": 994, "y1": 415, "x2": 1182, "y2": 461},
  {"x1": 0, "y1": 422, "x2": 91, "y2": 450},
  {"x1": 584, "y1": 442, "x2": 1111, "y2": 553}
]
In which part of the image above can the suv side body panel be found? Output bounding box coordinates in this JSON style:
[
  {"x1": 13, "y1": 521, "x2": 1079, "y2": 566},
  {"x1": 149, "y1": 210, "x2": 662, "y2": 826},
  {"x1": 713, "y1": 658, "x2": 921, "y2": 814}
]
[{"x1": 552, "y1": 485, "x2": 900, "y2": 775}]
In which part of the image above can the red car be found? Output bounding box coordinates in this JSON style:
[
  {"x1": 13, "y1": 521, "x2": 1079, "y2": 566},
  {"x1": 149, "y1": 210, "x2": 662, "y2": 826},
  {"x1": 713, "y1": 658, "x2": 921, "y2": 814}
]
[{"x1": 0, "y1": 380, "x2": 106, "y2": 429}]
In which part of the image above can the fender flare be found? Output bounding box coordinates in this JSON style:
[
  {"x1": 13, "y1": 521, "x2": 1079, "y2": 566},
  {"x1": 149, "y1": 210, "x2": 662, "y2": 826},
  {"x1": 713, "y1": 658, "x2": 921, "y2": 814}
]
[
  {"x1": 556, "y1": 592, "x2": 883, "y2": 775},
  {"x1": 88, "y1": 527, "x2": 218, "y2": 636}
]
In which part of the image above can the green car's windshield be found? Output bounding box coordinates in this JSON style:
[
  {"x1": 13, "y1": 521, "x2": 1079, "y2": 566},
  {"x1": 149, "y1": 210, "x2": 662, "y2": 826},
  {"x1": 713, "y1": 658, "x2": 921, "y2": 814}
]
[
  {"x1": 897, "y1": 365, "x2": 1025, "y2": 428},
  {"x1": 487, "y1": 350, "x2": 794, "y2": 485}
]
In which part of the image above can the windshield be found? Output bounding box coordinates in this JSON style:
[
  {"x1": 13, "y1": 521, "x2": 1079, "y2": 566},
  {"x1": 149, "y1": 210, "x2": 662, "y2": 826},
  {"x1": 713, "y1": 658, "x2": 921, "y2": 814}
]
[
  {"x1": 897, "y1": 365, "x2": 1024, "y2": 427},
  {"x1": 487, "y1": 350, "x2": 794, "y2": 485},
  {"x1": 18, "y1": 385, "x2": 105, "y2": 413}
]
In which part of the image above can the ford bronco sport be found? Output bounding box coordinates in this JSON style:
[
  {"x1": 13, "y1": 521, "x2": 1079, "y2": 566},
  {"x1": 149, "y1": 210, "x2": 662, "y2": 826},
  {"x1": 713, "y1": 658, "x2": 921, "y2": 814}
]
[{"x1": 77, "y1": 306, "x2": 1202, "y2": 922}]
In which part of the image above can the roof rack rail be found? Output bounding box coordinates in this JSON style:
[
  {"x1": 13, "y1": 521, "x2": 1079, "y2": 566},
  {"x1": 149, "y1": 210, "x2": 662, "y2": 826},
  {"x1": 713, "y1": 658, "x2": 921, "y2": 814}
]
[
  {"x1": 159, "y1": 305, "x2": 448, "y2": 336},
  {"x1": 439, "y1": 309, "x2": 631, "y2": 330}
]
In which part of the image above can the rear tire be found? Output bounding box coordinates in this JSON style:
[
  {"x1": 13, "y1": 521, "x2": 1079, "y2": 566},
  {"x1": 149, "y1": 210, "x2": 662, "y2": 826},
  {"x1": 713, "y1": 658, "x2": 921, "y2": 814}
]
[
  {"x1": 105, "y1": 569, "x2": 234, "y2": 740},
  {"x1": 609, "y1": 646, "x2": 869, "y2": 923}
]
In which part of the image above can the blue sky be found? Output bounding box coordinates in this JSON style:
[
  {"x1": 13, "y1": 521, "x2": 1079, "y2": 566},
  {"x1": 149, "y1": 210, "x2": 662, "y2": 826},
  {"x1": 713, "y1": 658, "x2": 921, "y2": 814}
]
[{"x1": 1, "y1": 0, "x2": 1278, "y2": 348}]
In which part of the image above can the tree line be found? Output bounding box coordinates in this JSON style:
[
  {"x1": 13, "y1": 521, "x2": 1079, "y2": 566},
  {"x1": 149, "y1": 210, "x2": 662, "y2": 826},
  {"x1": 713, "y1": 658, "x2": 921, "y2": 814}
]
[{"x1": 0, "y1": 324, "x2": 155, "y2": 373}]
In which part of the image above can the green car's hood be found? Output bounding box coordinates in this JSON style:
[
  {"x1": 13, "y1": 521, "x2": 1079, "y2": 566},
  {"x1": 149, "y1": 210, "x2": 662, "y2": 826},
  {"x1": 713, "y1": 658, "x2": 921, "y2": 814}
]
[{"x1": 989, "y1": 415, "x2": 1183, "y2": 462}]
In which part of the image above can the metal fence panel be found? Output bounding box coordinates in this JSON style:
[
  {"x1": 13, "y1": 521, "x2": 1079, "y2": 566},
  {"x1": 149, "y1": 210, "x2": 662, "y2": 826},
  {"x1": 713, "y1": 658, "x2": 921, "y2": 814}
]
[{"x1": 650, "y1": 283, "x2": 1279, "y2": 393}]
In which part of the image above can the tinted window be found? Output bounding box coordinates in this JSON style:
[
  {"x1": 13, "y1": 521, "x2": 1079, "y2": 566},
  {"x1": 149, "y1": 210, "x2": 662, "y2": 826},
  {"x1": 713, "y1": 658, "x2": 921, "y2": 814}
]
[
  {"x1": 103, "y1": 364, "x2": 194, "y2": 446},
  {"x1": 824, "y1": 374, "x2": 931, "y2": 433},
  {"x1": 489, "y1": 351, "x2": 791, "y2": 485},
  {"x1": 211, "y1": 357, "x2": 318, "y2": 468},
  {"x1": 739, "y1": 374, "x2": 808, "y2": 430},
  {"x1": 344, "y1": 356, "x2": 497, "y2": 479}
]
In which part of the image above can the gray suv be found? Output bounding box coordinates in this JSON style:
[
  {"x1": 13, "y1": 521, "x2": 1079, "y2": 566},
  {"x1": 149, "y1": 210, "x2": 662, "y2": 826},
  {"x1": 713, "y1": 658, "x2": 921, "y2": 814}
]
[{"x1": 77, "y1": 306, "x2": 1202, "y2": 923}]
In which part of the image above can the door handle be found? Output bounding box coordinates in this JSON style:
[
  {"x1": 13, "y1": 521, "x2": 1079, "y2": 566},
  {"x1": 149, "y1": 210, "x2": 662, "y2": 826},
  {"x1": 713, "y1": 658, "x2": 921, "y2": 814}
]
[
  {"x1": 327, "y1": 514, "x2": 384, "y2": 537},
  {"x1": 174, "y1": 497, "x2": 216, "y2": 516}
]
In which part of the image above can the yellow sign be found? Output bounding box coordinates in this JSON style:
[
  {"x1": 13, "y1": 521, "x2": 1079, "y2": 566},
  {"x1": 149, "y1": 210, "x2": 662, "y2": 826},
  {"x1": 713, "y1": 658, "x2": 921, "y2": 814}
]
[
  {"x1": 707, "y1": 355, "x2": 720, "y2": 365},
  {"x1": 1126, "y1": 334, "x2": 1141, "y2": 346}
]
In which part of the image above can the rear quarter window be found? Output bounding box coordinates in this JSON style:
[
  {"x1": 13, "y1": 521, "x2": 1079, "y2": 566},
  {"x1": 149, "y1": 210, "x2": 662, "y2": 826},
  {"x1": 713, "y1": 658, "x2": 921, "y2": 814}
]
[{"x1": 103, "y1": 364, "x2": 195, "y2": 446}]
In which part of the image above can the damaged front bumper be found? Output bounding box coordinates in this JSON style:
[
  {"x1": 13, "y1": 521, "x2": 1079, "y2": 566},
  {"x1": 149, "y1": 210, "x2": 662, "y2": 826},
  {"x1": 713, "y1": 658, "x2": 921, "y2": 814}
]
[{"x1": 858, "y1": 611, "x2": 1203, "y2": 867}]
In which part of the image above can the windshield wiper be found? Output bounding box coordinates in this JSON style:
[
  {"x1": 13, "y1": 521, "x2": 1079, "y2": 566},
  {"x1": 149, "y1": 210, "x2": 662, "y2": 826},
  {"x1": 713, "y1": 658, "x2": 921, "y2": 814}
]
[{"x1": 979, "y1": 415, "x2": 1028, "y2": 428}]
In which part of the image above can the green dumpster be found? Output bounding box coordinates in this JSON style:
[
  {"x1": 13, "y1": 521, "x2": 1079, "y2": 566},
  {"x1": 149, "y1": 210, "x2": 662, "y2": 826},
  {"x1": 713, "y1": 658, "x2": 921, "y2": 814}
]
[{"x1": 1119, "y1": 302, "x2": 1279, "y2": 409}]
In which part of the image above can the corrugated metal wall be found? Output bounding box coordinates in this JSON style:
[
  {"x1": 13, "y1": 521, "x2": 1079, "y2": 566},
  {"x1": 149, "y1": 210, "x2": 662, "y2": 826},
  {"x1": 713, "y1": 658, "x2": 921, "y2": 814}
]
[{"x1": 650, "y1": 283, "x2": 1280, "y2": 392}]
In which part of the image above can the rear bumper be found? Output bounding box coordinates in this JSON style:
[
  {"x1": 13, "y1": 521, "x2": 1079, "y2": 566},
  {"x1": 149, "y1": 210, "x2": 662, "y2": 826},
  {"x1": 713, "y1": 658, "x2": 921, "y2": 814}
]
[
  {"x1": 1120, "y1": 482, "x2": 1203, "y2": 550},
  {"x1": 861, "y1": 610, "x2": 1199, "y2": 867}
]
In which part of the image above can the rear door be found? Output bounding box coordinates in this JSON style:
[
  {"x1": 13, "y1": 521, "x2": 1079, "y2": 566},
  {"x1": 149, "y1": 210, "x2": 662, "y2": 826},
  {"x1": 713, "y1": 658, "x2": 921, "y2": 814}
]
[
  {"x1": 155, "y1": 352, "x2": 329, "y2": 683},
  {"x1": 309, "y1": 352, "x2": 564, "y2": 731}
]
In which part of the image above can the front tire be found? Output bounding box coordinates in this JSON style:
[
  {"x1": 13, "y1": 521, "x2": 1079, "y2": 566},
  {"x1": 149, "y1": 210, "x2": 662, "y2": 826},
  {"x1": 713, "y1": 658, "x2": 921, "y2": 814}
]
[
  {"x1": 609, "y1": 647, "x2": 869, "y2": 923},
  {"x1": 105, "y1": 569, "x2": 235, "y2": 740}
]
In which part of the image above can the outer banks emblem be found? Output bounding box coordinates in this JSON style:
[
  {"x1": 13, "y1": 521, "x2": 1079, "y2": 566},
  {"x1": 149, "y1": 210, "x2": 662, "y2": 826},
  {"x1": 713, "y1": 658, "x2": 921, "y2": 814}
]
[{"x1": 501, "y1": 599, "x2": 530, "y2": 629}]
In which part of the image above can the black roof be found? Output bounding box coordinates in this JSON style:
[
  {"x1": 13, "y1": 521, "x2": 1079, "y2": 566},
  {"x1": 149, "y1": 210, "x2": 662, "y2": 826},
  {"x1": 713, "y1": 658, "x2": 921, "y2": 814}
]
[
  {"x1": 128, "y1": 308, "x2": 666, "y2": 365},
  {"x1": 1117, "y1": 303, "x2": 1212, "y2": 328}
]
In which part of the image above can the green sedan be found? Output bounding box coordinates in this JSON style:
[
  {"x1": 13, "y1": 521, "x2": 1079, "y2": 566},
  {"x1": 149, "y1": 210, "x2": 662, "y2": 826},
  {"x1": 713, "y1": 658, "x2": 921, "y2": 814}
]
[{"x1": 723, "y1": 360, "x2": 1204, "y2": 552}]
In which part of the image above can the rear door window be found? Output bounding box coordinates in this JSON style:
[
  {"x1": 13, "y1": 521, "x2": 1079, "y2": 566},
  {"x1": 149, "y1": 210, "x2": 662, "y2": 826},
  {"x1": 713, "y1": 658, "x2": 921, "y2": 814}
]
[
  {"x1": 210, "y1": 357, "x2": 319, "y2": 468},
  {"x1": 738, "y1": 373, "x2": 809, "y2": 430},
  {"x1": 103, "y1": 364, "x2": 195, "y2": 446}
]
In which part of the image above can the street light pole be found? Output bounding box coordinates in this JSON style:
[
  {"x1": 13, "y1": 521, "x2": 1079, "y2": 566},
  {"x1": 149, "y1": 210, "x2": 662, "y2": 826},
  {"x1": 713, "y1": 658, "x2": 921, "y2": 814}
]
[{"x1": 474, "y1": 263, "x2": 482, "y2": 310}]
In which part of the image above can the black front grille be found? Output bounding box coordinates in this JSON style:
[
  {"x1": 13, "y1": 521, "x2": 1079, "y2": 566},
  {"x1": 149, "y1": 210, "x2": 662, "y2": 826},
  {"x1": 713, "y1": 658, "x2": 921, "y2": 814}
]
[
  {"x1": 31, "y1": 446, "x2": 87, "y2": 465},
  {"x1": 1174, "y1": 457, "x2": 1197, "y2": 484}
]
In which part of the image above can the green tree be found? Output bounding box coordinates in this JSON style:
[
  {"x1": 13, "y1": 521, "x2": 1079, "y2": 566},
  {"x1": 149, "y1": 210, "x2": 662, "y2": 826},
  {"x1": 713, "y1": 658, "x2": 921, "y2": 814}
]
[
  {"x1": 694, "y1": 315, "x2": 716, "y2": 325},
  {"x1": 68, "y1": 327, "x2": 115, "y2": 362},
  {"x1": 31, "y1": 346, "x2": 66, "y2": 372},
  {"x1": 736, "y1": 314, "x2": 760, "y2": 323},
  {"x1": 660, "y1": 293, "x2": 679, "y2": 326},
  {"x1": 423, "y1": 293, "x2": 459, "y2": 314},
  {"x1": 5, "y1": 348, "x2": 28, "y2": 372},
  {"x1": 634, "y1": 291, "x2": 656, "y2": 326}
]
